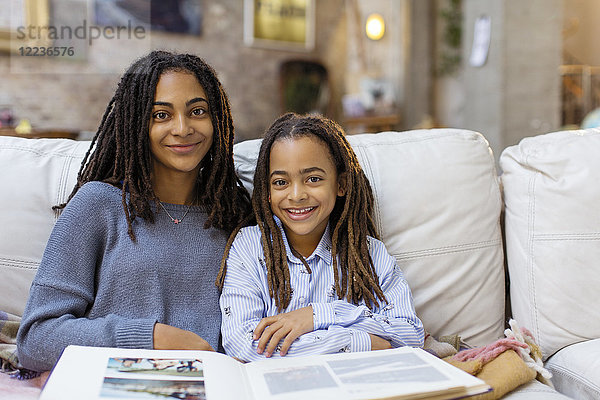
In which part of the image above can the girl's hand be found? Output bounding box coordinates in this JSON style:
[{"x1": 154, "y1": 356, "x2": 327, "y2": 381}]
[
  {"x1": 369, "y1": 333, "x2": 392, "y2": 351},
  {"x1": 253, "y1": 306, "x2": 314, "y2": 357},
  {"x1": 153, "y1": 323, "x2": 215, "y2": 351}
]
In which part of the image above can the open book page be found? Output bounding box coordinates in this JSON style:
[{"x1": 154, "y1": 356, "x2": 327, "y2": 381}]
[
  {"x1": 243, "y1": 347, "x2": 490, "y2": 400},
  {"x1": 40, "y1": 345, "x2": 250, "y2": 400}
]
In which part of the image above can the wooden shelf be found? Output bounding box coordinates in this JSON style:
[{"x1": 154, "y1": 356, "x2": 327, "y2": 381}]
[
  {"x1": 342, "y1": 114, "x2": 401, "y2": 134},
  {"x1": 0, "y1": 128, "x2": 79, "y2": 140}
]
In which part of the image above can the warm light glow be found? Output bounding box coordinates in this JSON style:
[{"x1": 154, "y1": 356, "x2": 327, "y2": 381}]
[{"x1": 366, "y1": 13, "x2": 385, "y2": 40}]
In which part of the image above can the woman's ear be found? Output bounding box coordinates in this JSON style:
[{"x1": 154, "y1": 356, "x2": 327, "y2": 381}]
[{"x1": 337, "y1": 173, "x2": 347, "y2": 196}]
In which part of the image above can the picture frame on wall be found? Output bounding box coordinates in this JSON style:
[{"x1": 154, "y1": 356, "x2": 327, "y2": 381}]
[
  {"x1": 0, "y1": 0, "x2": 50, "y2": 53},
  {"x1": 94, "y1": 0, "x2": 203, "y2": 36},
  {"x1": 244, "y1": 0, "x2": 315, "y2": 52}
]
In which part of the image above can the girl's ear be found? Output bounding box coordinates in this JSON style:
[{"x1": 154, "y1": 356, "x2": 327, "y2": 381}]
[{"x1": 337, "y1": 172, "x2": 348, "y2": 196}]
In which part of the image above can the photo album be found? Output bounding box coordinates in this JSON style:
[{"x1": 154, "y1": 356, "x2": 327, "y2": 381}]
[{"x1": 39, "y1": 345, "x2": 491, "y2": 400}]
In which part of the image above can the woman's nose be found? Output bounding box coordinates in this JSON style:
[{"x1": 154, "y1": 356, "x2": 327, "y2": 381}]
[{"x1": 172, "y1": 113, "x2": 191, "y2": 136}]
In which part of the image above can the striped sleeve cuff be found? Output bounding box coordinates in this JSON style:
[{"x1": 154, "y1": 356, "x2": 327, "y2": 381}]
[
  {"x1": 310, "y1": 303, "x2": 336, "y2": 330},
  {"x1": 116, "y1": 318, "x2": 157, "y2": 349},
  {"x1": 350, "y1": 329, "x2": 371, "y2": 352}
]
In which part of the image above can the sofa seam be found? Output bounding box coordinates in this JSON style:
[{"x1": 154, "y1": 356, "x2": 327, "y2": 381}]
[
  {"x1": 0, "y1": 260, "x2": 39, "y2": 269},
  {"x1": 526, "y1": 155, "x2": 541, "y2": 345},
  {"x1": 512, "y1": 387, "x2": 569, "y2": 395},
  {"x1": 0, "y1": 144, "x2": 85, "y2": 159},
  {"x1": 547, "y1": 363, "x2": 600, "y2": 396},
  {"x1": 350, "y1": 130, "x2": 483, "y2": 148},
  {"x1": 533, "y1": 233, "x2": 600, "y2": 241},
  {"x1": 393, "y1": 239, "x2": 501, "y2": 260}
]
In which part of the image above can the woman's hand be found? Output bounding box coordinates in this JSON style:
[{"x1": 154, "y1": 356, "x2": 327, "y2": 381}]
[
  {"x1": 369, "y1": 333, "x2": 392, "y2": 351},
  {"x1": 153, "y1": 323, "x2": 215, "y2": 351},
  {"x1": 253, "y1": 306, "x2": 314, "y2": 357}
]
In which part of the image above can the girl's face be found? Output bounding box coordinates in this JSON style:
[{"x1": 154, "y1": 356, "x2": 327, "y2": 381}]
[
  {"x1": 149, "y1": 70, "x2": 213, "y2": 182},
  {"x1": 269, "y1": 135, "x2": 345, "y2": 256}
]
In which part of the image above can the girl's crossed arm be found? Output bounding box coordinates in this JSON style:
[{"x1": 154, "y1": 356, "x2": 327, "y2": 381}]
[
  {"x1": 220, "y1": 229, "x2": 424, "y2": 361},
  {"x1": 251, "y1": 238, "x2": 424, "y2": 357},
  {"x1": 309, "y1": 237, "x2": 424, "y2": 349}
]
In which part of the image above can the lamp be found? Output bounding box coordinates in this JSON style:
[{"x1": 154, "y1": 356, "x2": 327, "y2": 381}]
[{"x1": 365, "y1": 13, "x2": 385, "y2": 40}]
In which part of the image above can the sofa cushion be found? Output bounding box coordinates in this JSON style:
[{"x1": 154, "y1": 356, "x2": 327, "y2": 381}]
[
  {"x1": 500, "y1": 128, "x2": 600, "y2": 360},
  {"x1": 545, "y1": 339, "x2": 600, "y2": 400},
  {"x1": 234, "y1": 129, "x2": 506, "y2": 346},
  {"x1": 503, "y1": 379, "x2": 573, "y2": 399},
  {"x1": 0, "y1": 136, "x2": 90, "y2": 317}
]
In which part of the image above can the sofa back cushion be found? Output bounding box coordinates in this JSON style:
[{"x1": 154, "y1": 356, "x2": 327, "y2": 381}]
[
  {"x1": 500, "y1": 128, "x2": 600, "y2": 360},
  {"x1": 234, "y1": 129, "x2": 505, "y2": 346},
  {"x1": 0, "y1": 136, "x2": 90, "y2": 317},
  {"x1": 1, "y1": 130, "x2": 506, "y2": 346}
]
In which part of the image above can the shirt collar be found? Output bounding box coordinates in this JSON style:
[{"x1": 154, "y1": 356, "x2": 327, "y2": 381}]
[{"x1": 272, "y1": 215, "x2": 333, "y2": 265}]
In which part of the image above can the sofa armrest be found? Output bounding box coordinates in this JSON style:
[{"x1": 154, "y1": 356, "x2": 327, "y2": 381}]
[
  {"x1": 500, "y1": 128, "x2": 600, "y2": 361},
  {"x1": 545, "y1": 339, "x2": 600, "y2": 400}
]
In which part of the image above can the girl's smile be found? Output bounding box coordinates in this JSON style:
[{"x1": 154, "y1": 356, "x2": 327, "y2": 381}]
[
  {"x1": 269, "y1": 136, "x2": 345, "y2": 257},
  {"x1": 285, "y1": 206, "x2": 317, "y2": 220}
]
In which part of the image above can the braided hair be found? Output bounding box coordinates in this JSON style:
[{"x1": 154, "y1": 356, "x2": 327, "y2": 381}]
[
  {"x1": 55, "y1": 50, "x2": 251, "y2": 239},
  {"x1": 216, "y1": 113, "x2": 386, "y2": 310}
]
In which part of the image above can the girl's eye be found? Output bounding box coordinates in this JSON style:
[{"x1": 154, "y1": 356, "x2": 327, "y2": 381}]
[
  {"x1": 191, "y1": 108, "x2": 207, "y2": 117},
  {"x1": 308, "y1": 176, "x2": 322, "y2": 183},
  {"x1": 272, "y1": 179, "x2": 287, "y2": 187},
  {"x1": 153, "y1": 111, "x2": 169, "y2": 120}
]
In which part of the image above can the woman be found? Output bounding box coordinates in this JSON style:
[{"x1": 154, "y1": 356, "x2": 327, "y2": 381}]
[{"x1": 16, "y1": 51, "x2": 251, "y2": 372}]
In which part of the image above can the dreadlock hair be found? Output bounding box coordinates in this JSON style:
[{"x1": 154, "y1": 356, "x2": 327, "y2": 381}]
[
  {"x1": 55, "y1": 50, "x2": 251, "y2": 240},
  {"x1": 216, "y1": 112, "x2": 386, "y2": 311}
]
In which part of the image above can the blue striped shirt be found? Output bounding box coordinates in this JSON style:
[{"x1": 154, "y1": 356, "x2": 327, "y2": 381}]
[{"x1": 220, "y1": 218, "x2": 424, "y2": 362}]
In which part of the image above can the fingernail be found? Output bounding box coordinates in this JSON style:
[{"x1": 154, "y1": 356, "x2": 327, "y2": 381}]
[{"x1": 265, "y1": 352, "x2": 271, "y2": 357}]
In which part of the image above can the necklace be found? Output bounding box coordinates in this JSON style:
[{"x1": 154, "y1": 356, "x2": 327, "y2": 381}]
[{"x1": 159, "y1": 201, "x2": 192, "y2": 225}]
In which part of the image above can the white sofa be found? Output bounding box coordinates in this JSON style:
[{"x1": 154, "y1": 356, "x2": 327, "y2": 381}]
[{"x1": 0, "y1": 128, "x2": 598, "y2": 399}]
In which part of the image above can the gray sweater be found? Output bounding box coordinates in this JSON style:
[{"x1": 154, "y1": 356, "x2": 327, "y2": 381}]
[{"x1": 17, "y1": 181, "x2": 227, "y2": 372}]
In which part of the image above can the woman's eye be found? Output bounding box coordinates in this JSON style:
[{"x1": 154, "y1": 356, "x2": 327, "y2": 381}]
[
  {"x1": 191, "y1": 108, "x2": 207, "y2": 117},
  {"x1": 308, "y1": 176, "x2": 322, "y2": 183},
  {"x1": 153, "y1": 111, "x2": 169, "y2": 120},
  {"x1": 272, "y1": 179, "x2": 287, "y2": 187}
]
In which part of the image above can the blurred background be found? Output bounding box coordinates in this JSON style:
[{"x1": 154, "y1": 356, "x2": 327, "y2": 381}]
[{"x1": 0, "y1": 0, "x2": 599, "y2": 159}]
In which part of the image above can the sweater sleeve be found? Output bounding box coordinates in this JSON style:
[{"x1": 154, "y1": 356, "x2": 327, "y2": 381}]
[{"x1": 16, "y1": 183, "x2": 156, "y2": 372}]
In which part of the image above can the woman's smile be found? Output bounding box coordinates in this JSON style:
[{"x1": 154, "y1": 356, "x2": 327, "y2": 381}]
[{"x1": 165, "y1": 141, "x2": 202, "y2": 154}]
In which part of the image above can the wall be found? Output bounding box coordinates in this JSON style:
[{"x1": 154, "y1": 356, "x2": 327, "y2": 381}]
[
  {"x1": 345, "y1": 0, "x2": 407, "y2": 104},
  {"x1": 442, "y1": 0, "x2": 563, "y2": 159},
  {"x1": 403, "y1": 0, "x2": 434, "y2": 129},
  {"x1": 0, "y1": 0, "x2": 347, "y2": 142},
  {"x1": 563, "y1": 0, "x2": 600, "y2": 65}
]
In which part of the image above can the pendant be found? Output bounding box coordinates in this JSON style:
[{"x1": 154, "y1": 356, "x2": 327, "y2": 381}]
[{"x1": 174, "y1": 219, "x2": 181, "y2": 224}]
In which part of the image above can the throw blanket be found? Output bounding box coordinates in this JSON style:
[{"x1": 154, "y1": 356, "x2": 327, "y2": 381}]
[
  {"x1": 0, "y1": 310, "x2": 40, "y2": 379},
  {"x1": 424, "y1": 319, "x2": 553, "y2": 400}
]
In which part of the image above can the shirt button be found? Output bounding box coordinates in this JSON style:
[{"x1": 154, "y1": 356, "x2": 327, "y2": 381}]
[{"x1": 299, "y1": 296, "x2": 306, "y2": 303}]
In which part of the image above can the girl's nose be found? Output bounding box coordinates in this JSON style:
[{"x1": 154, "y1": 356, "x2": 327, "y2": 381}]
[{"x1": 289, "y1": 182, "x2": 308, "y2": 201}]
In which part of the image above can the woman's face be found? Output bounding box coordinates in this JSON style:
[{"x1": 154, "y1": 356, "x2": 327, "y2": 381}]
[{"x1": 149, "y1": 70, "x2": 214, "y2": 182}]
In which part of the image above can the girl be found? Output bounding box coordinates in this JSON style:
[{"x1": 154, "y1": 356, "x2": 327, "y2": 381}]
[
  {"x1": 217, "y1": 113, "x2": 423, "y2": 362},
  {"x1": 17, "y1": 51, "x2": 251, "y2": 372}
]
